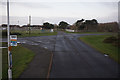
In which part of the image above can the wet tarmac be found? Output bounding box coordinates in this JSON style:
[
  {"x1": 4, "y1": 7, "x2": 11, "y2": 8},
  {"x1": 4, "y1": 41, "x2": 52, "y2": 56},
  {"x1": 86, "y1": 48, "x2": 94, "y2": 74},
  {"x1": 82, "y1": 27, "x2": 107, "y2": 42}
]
[{"x1": 1, "y1": 31, "x2": 119, "y2": 78}]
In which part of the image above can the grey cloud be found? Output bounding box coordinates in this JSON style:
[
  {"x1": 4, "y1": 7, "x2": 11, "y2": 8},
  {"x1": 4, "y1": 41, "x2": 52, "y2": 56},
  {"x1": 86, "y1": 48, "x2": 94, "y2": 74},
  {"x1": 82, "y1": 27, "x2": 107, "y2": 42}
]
[
  {"x1": 12, "y1": 2, "x2": 52, "y2": 9},
  {"x1": 0, "y1": 2, "x2": 52, "y2": 9},
  {"x1": 97, "y1": 2, "x2": 118, "y2": 9}
]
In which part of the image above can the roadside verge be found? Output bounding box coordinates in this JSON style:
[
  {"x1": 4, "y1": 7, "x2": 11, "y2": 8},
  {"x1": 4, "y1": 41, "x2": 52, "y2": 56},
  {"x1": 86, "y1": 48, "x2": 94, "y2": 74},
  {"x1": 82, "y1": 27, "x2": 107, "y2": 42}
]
[
  {"x1": 78, "y1": 35, "x2": 120, "y2": 64},
  {"x1": 19, "y1": 44, "x2": 53, "y2": 78}
]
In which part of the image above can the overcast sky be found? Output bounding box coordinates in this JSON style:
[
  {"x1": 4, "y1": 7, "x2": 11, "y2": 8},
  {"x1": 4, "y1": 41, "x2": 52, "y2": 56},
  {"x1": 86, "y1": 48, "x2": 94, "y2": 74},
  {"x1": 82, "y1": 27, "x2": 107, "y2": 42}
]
[{"x1": 0, "y1": 0, "x2": 119, "y2": 25}]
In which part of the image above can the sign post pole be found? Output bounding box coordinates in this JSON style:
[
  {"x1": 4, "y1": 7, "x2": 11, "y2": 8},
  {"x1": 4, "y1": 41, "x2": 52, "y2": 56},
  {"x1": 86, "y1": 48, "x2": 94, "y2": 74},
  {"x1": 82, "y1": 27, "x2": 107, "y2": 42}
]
[{"x1": 7, "y1": 0, "x2": 12, "y2": 80}]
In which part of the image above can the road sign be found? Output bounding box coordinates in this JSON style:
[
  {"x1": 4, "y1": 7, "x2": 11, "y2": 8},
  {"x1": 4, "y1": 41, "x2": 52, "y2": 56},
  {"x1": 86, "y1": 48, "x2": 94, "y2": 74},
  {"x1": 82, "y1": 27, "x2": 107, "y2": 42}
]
[{"x1": 10, "y1": 35, "x2": 17, "y2": 46}]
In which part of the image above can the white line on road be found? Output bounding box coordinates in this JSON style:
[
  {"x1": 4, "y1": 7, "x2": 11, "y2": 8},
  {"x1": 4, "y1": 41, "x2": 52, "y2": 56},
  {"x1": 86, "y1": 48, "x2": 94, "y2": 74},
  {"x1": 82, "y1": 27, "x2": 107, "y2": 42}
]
[
  {"x1": 0, "y1": 47, "x2": 8, "y2": 48},
  {"x1": 104, "y1": 54, "x2": 108, "y2": 57}
]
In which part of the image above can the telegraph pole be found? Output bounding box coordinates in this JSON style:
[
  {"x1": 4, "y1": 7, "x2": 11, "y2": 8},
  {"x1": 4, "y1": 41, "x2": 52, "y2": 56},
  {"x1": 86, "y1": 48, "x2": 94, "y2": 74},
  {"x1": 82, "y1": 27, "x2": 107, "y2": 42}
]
[
  {"x1": 28, "y1": 15, "x2": 31, "y2": 35},
  {"x1": 29, "y1": 16, "x2": 31, "y2": 25},
  {"x1": 18, "y1": 20, "x2": 19, "y2": 25},
  {"x1": 7, "y1": 0, "x2": 12, "y2": 80}
]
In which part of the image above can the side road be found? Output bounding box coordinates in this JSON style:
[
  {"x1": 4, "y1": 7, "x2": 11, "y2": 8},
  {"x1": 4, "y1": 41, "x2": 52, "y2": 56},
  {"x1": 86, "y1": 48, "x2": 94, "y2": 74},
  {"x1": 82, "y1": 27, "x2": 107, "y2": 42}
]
[{"x1": 18, "y1": 44, "x2": 53, "y2": 78}]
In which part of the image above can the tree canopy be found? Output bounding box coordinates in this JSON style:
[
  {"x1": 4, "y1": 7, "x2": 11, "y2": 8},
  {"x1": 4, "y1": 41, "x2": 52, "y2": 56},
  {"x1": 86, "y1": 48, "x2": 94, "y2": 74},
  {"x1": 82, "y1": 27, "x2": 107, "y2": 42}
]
[
  {"x1": 59, "y1": 21, "x2": 69, "y2": 29},
  {"x1": 85, "y1": 19, "x2": 98, "y2": 25},
  {"x1": 43, "y1": 22, "x2": 54, "y2": 29},
  {"x1": 75, "y1": 19, "x2": 85, "y2": 30}
]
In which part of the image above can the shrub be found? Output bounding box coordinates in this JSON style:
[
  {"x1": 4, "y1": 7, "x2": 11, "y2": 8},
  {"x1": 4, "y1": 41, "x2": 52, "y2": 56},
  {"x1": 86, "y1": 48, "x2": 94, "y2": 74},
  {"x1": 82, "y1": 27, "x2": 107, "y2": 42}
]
[
  {"x1": 112, "y1": 40, "x2": 120, "y2": 47},
  {"x1": 103, "y1": 36, "x2": 117, "y2": 43},
  {"x1": 10, "y1": 32, "x2": 21, "y2": 35},
  {"x1": 103, "y1": 36, "x2": 120, "y2": 47},
  {"x1": 2, "y1": 30, "x2": 7, "y2": 37},
  {"x1": 2, "y1": 31, "x2": 22, "y2": 37}
]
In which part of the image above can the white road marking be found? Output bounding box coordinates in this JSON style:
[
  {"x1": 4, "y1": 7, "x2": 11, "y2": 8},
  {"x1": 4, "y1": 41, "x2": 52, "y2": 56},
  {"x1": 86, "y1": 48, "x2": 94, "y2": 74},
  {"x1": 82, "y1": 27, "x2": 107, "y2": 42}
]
[
  {"x1": 17, "y1": 42, "x2": 20, "y2": 43},
  {"x1": 0, "y1": 47, "x2": 7, "y2": 48},
  {"x1": 104, "y1": 54, "x2": 108, "y2": 57}
]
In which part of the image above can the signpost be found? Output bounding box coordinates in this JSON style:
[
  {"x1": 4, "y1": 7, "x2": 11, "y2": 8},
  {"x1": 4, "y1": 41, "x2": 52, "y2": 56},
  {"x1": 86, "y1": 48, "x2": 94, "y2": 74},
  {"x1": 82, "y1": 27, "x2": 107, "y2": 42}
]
[
  {"x1": 7, "y1": 0, "x2": 17, "y2": 80},
  {"x1": 7, "y1": 0, "x2": 12, "y2": 79},
  {"x1": 7, "y1": 1, "x2": 17, "y2": 79},
  {"x1": 10, "y1": 35, "x2": 17, "y2": 46}
]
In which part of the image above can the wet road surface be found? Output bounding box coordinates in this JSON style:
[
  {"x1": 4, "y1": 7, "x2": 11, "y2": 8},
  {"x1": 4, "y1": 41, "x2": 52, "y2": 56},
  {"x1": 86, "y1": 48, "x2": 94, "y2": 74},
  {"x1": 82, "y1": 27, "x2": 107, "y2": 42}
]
[
  {"x1": 49, "y1": 32, "x2": 119, "y2": 78},
  {"x1": 1, "y1": 31, "x2": 119, "y2": 78}
]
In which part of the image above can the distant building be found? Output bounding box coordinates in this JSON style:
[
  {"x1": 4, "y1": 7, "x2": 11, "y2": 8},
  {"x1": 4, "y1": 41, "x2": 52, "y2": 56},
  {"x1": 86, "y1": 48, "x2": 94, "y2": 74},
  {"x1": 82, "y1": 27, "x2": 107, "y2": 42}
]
[
  {"x1": 97, "y1": 22, "x2": 119, "y2": 32},
  {"x1": 21, "y1": 25, "x2": 43, "y2": 30}
]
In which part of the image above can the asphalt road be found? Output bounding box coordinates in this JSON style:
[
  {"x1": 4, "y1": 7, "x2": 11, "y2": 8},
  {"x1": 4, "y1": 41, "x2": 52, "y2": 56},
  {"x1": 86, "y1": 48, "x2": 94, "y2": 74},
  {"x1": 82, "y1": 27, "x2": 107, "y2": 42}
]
[
  {"x1": 1, "y1": 31, "x2": 119, "y2": 78},
  {"x1": 49, "y1": 31, "x2": 119, "y2": 78}
]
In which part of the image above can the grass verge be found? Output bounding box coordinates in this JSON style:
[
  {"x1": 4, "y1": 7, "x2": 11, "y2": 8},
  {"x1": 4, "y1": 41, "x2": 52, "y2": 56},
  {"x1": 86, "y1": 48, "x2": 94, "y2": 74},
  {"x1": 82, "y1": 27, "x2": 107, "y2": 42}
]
[
  {"x1": 2, "y1": 42, "x2": 35, "y2": 79},
  {"x1": 79, "y1": 35, "x2": 120, "y2": 63},
  {"x1": 2, "y1": 30, "x2": 57, "y2": 38},
  {"x1": 17, "y1": 32, "x2": 57, "y2": 38}
]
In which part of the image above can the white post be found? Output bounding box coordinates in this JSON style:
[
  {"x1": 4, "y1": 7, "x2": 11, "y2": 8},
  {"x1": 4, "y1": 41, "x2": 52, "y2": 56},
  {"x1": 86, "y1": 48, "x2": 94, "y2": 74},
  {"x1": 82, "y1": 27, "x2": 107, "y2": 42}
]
[{"x1": 7, "y1": 0, "x2": 12, "y2": 79}]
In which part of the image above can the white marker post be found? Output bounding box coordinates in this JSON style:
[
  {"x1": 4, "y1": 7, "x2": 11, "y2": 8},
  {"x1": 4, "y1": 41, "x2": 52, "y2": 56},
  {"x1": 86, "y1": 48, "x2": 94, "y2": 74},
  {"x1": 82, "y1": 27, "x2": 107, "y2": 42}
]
[{"x1": 7, "y1": 0, "x2": 12, "y2": 80}]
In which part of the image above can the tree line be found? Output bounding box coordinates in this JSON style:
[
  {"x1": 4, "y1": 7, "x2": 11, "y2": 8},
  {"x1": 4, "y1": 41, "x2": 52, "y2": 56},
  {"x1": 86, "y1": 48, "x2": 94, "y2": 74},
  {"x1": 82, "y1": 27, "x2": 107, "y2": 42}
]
[
  {"x1": 1, "y1": 19, "x2": 119, "y2": 32},
  {"x1": 1, "y1": 19, "x2": 98, "y2": 30},
  {"x1": 42, "y1": 19, "x2": 98, "y2": 30}
]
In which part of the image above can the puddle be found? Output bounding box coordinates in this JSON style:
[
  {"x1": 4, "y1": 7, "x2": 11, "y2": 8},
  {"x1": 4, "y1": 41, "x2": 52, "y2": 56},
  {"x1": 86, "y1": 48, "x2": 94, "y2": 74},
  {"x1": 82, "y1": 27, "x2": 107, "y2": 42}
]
[{"x1": 44, "y1": 47, "x2": 48, "y2": 49}]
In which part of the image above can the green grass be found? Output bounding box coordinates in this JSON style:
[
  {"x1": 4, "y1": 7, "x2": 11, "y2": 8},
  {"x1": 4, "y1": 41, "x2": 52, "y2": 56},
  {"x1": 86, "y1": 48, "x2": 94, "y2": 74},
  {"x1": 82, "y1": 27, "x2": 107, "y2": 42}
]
[
  {"x1": 79, "y1": 35, "x2": 120, "y2": 63},
  {"x1": 2, "y1": 43, "x2": 35, "y2": 79},
  {"x1": 2, "y1": 30, "x2": 57, "y2": 38},
  {"x1": 17, "y1": 32, "x2": 57, "y2": 38},
  {"x1": 11, "y1": 29, "x2": 50, "y2": 34},
  {"x1": 11, "y1": 30, "x2": 57, "y2": 38}
]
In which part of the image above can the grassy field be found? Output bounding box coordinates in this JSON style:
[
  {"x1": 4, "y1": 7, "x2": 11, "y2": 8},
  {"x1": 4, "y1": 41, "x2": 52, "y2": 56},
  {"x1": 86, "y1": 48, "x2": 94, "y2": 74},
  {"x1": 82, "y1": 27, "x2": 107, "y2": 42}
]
[
  {"x1": 79, "y1": 35, "x2": 120, "y2": 63},
  {"x1": 11, "y1": 29, "x2": 57, "y2": 37},
  {"x1": 2, "y1": 30, "x2": 57, "y2": 38},
  {"x1": 2, "y1": 43, "x2": 35, "y2": 79},
  {"x1": 17, "y1": 32, "x2": 57, "y2": 38}
]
